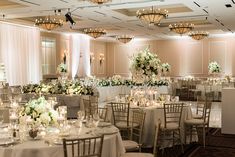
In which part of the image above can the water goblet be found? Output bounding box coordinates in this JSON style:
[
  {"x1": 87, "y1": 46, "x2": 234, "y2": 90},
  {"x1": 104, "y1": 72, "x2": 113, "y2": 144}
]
[
  {"x1": 77, "y1": 111, "x2": 85, "y2": 121},
  {"x1": 93, "y1": 113, "x2": 100, "y2": 127}
]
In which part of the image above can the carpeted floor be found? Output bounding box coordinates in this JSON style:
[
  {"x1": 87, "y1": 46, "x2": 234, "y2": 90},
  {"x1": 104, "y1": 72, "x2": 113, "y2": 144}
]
[
  {"x1": 182, "y1": 128, "x2": 235, "y2": 157},
  {"x1": 142, "y1": 128, "x2": 235, "y2": 157}
]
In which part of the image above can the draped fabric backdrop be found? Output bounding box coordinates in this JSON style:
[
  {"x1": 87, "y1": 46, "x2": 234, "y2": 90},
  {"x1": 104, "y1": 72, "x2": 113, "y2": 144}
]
[
  {"x1": 71, "y1": 34, "x2": 91, "y2": 78},
  {"x1": 0, "y1": 23, "x2": 41, "y2": 85},
  {"x1": 71, "y1": 35, "x2": 81, "y2": 78}
]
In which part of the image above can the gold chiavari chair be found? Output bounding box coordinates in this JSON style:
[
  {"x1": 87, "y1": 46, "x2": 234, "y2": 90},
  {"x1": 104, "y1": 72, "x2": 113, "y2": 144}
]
[
  {"x1": 111, "y1": 102, "x2": 130, "y2": 139},
  {"x1": 123, "y1": 109, "x2": 146, "y2": 152},
  {"x1": 98, "y1": 107, "x2": 108, "y2": 122},
  {"x1": 82, "y1": 96, "x2": 98, "y2": 119},
  {"x1": 63, "y1": 135, "x2": 104, "y2": 157},
  {"x1": 184, "y1": 99, "x2": 212, "y2": 147},
  {"x1": 160, "y1": 102, "x2": 184, "y2": 152}
]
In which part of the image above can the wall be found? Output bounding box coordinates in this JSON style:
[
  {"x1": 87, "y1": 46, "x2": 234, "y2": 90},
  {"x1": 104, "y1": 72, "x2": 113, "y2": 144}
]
[
  {"x1": 41, "y1": 31, "x2": 235, "y2": 78},
  {"x1": 90, "y1": 40, "x2": 107, "y2": 77},
  {"x1": 106, "y1": 36, "x2": 235, "y2": 77}
]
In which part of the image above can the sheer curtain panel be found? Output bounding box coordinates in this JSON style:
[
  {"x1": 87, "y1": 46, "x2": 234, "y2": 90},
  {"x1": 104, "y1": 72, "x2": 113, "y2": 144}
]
[
  {"x1": 0, "y1": 23, "x2": 41, "y2": 85},
  {"x1": 71, "y1": 34, "x2": 91, "y2": 78}
]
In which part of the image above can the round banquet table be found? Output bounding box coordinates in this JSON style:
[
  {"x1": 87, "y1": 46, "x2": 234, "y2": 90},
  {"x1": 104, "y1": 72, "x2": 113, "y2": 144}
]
[
  {"x1": 0, "y1": 123, "x2": 125, "y2": 157},
  {"x1": 106, "y1": 102, "x2": 193, "y2": 147}
]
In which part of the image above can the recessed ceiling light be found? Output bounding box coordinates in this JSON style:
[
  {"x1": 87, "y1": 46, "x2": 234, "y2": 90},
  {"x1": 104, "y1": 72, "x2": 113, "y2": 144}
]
[{"x1": 225, "y1": 4, "x2": 232, "y2": 7}]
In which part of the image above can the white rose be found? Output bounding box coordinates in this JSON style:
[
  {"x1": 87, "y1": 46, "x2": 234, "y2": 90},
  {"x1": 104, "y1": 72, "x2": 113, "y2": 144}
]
[{"x1": 40, "y1": 112, "x2": 51, "y2": 125}]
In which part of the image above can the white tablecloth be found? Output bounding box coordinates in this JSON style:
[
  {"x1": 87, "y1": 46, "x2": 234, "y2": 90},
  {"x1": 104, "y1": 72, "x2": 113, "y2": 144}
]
[
  {"x1": 0, "y1": 125, "x2": 125, "y2": 157},
  {"x1": 97, "y1": 86, "x2": 170, "y2": 103}
]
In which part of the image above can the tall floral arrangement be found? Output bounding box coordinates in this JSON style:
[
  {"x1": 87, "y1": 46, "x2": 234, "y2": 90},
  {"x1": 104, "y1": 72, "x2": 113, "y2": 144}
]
[
  {"x1": 57, "y1": 52, "x2": 67, "y2": 73},
  {"x1": 208, "y1": 61, "x2": 221, "y2": 74},
  {"x1": 57, "y1": 63, "x2": 67, "y2": 73},
  {"x1": 20, "y1": 97, "x2": 58, "y2": 126},
  {"x1": 161, "y1": 63, "x2": 171, "y2": 74},
  {"x1": 130, "y1": 47, "x2": 161, "y2": 83}
]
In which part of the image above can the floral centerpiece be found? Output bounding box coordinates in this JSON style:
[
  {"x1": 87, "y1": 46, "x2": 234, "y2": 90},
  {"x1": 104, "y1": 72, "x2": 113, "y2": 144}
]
[
  {"x1": 22, "y1": 80, "x2": 95, "y2": 95},
  {"x1": 130, "y1": 47, "x2": 161, "y2": 83},
  {"x1": 57, "y1": 63, "x2": 67, "y2": 73},
  {"x1": 20, "y1": 97, "x2": 58, "y2": 126},
  {"x1": 97, "y1": 79, "x2": 110, "y2": 86},
  {"x1": 208, "y1": 61, "x2": 221, "y2": 74},
  {"x1": 161, "y1": 63, "x2": 171, "y2": 75},
  {"x1": 111, "y1": 75, "x2": 123, "y2": 86}
]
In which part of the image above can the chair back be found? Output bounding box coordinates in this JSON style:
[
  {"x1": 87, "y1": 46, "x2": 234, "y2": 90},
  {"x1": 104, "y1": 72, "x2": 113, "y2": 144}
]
[
  {"x1": 0, "y1": 86, "x2": 11, "y2": 103},
  {"x1": 195, "y1": 96, "x2": 206, "y2": 118},
  {"x1": 98, "y1": 107, "x2": 107, "y2": 122},
  {"x1": 163, "y1": 102, "x2": 183, "y2": 128},
  {"x1": 203, "y1": 99, "x2": 212, "y2": 124},
  {"x1": 131, "y1": 109, "x2": 146, "y2": 144},
  {"x1": 82, "y1": 96, "x2": 98, "y2": 118},
  {"x1": 63, "y1": 135, "x2": 104, "y2": 157},
  {"x1": 111, "y1": 102, "x2": 130, "y2": 127}
]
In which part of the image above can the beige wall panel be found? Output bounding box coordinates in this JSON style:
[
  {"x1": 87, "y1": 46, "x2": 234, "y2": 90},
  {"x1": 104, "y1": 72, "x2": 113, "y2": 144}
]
[
  {"x1": 209, "y1": 41, "x2": 226, "y2": 73},
  {"x1": 184, "y1": 41, "x2": 203, "y2": 74}
]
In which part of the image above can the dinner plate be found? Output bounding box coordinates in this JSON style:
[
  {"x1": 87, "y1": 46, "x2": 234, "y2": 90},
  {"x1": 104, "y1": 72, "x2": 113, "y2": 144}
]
[
  {"x1": 93, "y1": 127, "x2": 119, "y2": 135},
  {"x1": 98, "y1": 122, "x2": 112, "y2": 128}
]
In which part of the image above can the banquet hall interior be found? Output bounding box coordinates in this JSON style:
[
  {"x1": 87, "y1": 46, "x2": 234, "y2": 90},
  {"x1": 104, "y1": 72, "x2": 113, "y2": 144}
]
[{"x1": 0, "y1": 0, "x2": 235, "y2": 157}]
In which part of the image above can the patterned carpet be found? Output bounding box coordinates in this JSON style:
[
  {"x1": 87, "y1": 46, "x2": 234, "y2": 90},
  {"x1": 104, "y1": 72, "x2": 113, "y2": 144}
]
[
  {"x1": 181, "y1": 128, "x2": 235, "y2": 157},
  {"x1": 142, "y1": 128, "x2": 235, "y2": 157}
]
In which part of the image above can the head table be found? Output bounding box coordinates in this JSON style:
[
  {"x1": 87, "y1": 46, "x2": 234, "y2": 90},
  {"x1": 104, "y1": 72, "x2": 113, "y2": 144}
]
[{"x1": 0, "y1": 122, "x2": 125, "y2": 157}]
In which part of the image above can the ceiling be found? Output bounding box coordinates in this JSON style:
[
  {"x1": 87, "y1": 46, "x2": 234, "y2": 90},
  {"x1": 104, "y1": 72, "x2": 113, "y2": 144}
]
[{"x1": 1, "y1": 0, "x2": 235, "y2": 40}]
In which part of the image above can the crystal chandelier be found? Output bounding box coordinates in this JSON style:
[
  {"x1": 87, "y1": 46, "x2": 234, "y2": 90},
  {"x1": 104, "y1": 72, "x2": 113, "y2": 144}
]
[
  {"x1": 136, "y1": 6, "x2": 168, "y2": 26},
  {"x1": 169, "y1": 23, "x2": 194, "y2": 35},
  {"x1": 35, "y1": 15, "x2": 63, "y2": 31},
  {"x1": 84, "y1": 28, "x2": 106, "y2": 38},
  {"x1": 89, "y1": 0, "x2": 111, "y2": 5},
  {"x1": 116, "y1": 35, "x2": 134, "y2": 44},
  {"x1": 189, "y1": 31, "x2": 209, "y2": 40}
]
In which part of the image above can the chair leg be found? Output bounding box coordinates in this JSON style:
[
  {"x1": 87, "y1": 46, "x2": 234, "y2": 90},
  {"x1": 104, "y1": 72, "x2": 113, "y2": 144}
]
[
  {"x1": 203, "y1": 126, "x2": 206, "y2": 148},
  {"x1": 190, "y1": 126, "x2": 193, "y2": 144},
  {"x1": 184, "y1": 124, "x2": 187, "y2": 144},
  {"x1": 178, "y1": 129, "x2": 184, "y2": 153}
]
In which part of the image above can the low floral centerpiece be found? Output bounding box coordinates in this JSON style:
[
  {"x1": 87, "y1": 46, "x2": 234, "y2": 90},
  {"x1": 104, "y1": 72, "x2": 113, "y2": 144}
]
[
  {"x1": 111, "y1": 75, "x2": 123, "y2": 86},
  {"x1": 20, "y1": 97, "x2": 58, "y2": 138},
  {"x1": 20, "y1": 97, "x2": 58, "y2": 126},
  {"x1": 130, "y1": 47, "x2": 161, "y2": 83},
  {"x1": 208, "y1": 61, "x2": 221, "y2": 74},
  {"x1": 22, "y1": 80, "x2": 95, "y2": 95}
]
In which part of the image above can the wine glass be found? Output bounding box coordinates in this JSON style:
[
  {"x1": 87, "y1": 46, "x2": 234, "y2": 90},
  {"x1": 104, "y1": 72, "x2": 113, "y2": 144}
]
[
  {"x1": 77, "y1": 111, "x2": 85, "y2": 121},
  {"x1": 93, "y1": 113, "x2": 100, "y2": 127}
]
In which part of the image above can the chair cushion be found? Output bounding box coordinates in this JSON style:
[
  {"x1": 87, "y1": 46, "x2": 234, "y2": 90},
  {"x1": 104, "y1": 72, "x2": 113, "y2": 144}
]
[
  {"x1": 116, "y1": 122, "x2": 139, "y2": 129},
  {"x1": 193, "y1": 114, "x2": 203, "y2": 119},
  {"x1": 184, "y1": 119, "x2": 205, "y2": 125},
  {"x1": 122, "y1": 140, "x2": 139, "y2": 151},
  {"x1": 161, "y1": 123, "x2": 179, "y2": 130},
  {"x1": 121, "y1": 153, "x2": 154, "y2": 157}
]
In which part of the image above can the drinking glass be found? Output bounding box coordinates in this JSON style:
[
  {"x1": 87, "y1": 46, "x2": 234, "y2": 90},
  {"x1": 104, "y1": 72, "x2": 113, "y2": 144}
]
[
  {"x1": 77, "y1": 111, "x2": 85, "y2": 121},
  {"x1": 58, "y1": 106, "x2": 67, "y2": 119},
  {"x1": 93, "y1": 113, "x2": 100, "y2": 127}
]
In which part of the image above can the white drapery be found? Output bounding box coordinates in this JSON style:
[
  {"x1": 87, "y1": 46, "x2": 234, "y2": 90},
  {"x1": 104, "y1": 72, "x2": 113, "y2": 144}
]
[
  {"x1": 71, "y1": 34, "x2": 90, "y2": 78},
  {"x1": 0, "y1": 22, "x2": 41, "y2": 85}
]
